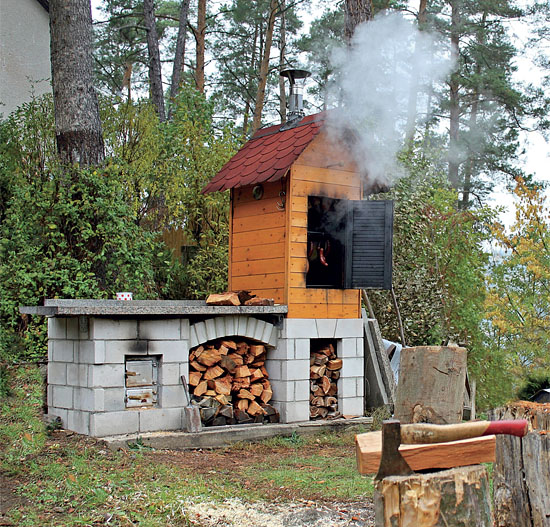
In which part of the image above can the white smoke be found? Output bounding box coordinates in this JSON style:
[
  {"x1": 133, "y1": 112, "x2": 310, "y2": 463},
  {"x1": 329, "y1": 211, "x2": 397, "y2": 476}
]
[{"x1": 327, "y1": 12, "x2": 454, "y2": 189}]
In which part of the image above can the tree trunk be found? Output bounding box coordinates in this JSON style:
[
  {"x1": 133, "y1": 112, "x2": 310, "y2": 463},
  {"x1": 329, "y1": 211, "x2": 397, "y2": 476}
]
[
  {"x1": 49, "y1": 0, "x2": 105, "y2": 166},
  {"x1": 448, "y1": 0, "x2": 461, "y2": 189},
  {"x1": 490, "y1": 403, "x2": 550, "y2": 527},
  {"x1": 242, "y1": 23, "x2": 259, "y2": 136},
  {"x1": 144, "y1": 0, "x2": 166, "y2": 122},
  {"x1": 278, "y1": 1, "x2": 287, "y2": 124},
  {"x1": 374, "y1": 465, "x2": 492, "y2": 527},
  {"x1": 251, "y1": 0, "x2": 279, "y2": 135},
  {"x1": 169, "y1": 0, "x2": 191, "y2": 115},
  {"x1": 344, "y1": 0, "x2": 373, "y2": 44},
  {"x1": 394, "y1": 346, "x2": 467, "y2": 424},
  {"x1": 195, "y1": 0, "x2": 207, "y2": 93},
  {"x1": 404, "y1": 0, "x2": 428, "y2": 143}
]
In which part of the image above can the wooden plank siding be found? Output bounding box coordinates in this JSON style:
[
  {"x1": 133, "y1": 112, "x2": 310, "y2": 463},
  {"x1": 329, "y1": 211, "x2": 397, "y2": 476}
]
[
  {"x1": 229, "y1": 181, "x2": 288, "y2": 304},
  {"x1": 286, "y1": 133, "x2": 363, "y2": 319}
]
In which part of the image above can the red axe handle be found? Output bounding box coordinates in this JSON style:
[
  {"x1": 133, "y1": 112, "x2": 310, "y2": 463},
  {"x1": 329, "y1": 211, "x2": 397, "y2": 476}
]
[{"x1": 400, "y1": 419, "x2": 528, "y2": 444}]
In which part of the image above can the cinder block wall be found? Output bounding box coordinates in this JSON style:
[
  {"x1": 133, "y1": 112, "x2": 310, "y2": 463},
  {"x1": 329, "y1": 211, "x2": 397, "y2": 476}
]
[
  {"x1": 47, "y1": 316, "x2": 190, "y2": 437},
  {"x1": 46, "y1": 315, "x2": 365, "y2": 436}
]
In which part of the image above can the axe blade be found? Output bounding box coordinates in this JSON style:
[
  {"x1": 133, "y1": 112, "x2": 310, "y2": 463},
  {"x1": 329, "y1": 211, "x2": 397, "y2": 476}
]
[{"x1": 375, "y1": 419, "x2": 414, "y2": 481}]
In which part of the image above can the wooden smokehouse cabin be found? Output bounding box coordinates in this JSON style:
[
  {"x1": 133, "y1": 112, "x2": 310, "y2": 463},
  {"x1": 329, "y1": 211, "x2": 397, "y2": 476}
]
[{"x1": 203, "y1": 111, "x2": 393, "y2": 319}]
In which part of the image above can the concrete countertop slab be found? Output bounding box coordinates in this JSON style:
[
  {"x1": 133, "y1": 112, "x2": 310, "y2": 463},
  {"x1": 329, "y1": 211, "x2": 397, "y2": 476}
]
[{"x1": 20, "y1": 299, "x2": 289, "y2": 317}]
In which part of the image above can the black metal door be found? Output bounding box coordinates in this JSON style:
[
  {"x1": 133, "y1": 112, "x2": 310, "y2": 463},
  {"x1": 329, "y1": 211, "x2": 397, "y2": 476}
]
[{"x1": 345, "y1": 200, "x2": 393, "y2": 290}]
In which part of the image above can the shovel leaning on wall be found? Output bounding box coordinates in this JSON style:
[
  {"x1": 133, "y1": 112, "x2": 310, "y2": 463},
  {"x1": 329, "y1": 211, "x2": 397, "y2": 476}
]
[{"x1": 181, "y1": 375, "x2": 202, "y2": 433}]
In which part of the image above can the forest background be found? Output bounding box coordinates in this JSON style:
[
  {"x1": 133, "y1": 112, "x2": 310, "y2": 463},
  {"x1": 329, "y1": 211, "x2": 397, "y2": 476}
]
[{"x1": 2, "y1": 0, "x2": 550, "y2": 409}]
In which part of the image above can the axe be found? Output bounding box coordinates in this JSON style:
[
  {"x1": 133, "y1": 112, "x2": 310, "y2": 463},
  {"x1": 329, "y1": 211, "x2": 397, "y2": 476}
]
[{"x1": 375, "y1": 418, "x2": 528, "y2": 480}]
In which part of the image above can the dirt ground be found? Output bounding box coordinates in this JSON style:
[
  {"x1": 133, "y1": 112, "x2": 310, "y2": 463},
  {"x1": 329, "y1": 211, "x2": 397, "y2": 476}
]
[{"x1": 1, "y1": 431, "x2": 375, "y2": 526}]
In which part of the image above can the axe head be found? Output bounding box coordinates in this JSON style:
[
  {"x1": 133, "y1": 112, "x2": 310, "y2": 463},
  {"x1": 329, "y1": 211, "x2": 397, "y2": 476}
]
[{"x1": 375, "y1": 419, "x2": 414, "y2": 481}]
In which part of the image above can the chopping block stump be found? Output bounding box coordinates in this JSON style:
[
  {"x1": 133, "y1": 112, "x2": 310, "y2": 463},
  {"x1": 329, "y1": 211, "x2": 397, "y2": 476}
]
[{"x1": 374, "y1": 464, "x2": 492, "y2": 527}]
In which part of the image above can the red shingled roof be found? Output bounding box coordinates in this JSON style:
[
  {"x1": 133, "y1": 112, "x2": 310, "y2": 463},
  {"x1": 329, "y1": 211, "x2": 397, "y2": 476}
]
[{"x1": 203, "y1": 112, "x2": 326, "y2": 193}]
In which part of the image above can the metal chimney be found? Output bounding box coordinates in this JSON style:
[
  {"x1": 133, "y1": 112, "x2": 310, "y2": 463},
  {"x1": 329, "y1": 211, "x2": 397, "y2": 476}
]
[{"x1": 280, "y1": 69, "x2": 311, "y2": 126}]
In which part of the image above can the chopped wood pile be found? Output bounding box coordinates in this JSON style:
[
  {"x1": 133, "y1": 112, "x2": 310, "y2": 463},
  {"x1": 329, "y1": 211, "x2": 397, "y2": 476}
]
[
  {"x1": 310, "y1": 342, "x2": 342, "y2": 420},
  {"x1": 188, "y1": 338, "x2": 279, "y2": 426},
  {"x1": 206, "y1": 290, "x2": 274, "y2": 307}
]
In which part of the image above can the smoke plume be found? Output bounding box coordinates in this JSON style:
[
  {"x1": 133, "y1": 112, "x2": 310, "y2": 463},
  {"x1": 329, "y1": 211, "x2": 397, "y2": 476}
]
[{"x1": 327, "y1": 12, "x2": 453, "y2": 189}]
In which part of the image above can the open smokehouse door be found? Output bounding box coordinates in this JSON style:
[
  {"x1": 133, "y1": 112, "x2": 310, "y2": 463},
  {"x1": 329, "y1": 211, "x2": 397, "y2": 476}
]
[{"x1": 306, "y1": 196, "x2": 393, "y2": 290}]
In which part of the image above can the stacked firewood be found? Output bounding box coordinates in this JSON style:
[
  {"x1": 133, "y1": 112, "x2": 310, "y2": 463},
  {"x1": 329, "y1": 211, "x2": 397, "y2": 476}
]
[
  {"x1": 188, "y1": 339, "x2": 279, "y2": 426},
  {"x1": 310, "y1": 342, "x2": 342, "y2": 419}
]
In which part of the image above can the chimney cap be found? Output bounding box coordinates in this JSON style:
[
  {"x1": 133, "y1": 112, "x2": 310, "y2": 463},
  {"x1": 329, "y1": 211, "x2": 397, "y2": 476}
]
[{"x1": 280, "y1": 69, "x2": 311, "y2": 83}]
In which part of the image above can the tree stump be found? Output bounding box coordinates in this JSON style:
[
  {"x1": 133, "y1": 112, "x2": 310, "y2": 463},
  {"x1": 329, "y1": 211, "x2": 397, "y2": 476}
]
[
  {"x1": 394, "y1": 346, "x2": 467, "y2": 424},
  {"x1": 374, "y1": 464, "x2": 492, "y2": 527},
  {"x1": 490, "y1": 403, "x2": 550, "y2": 527}
]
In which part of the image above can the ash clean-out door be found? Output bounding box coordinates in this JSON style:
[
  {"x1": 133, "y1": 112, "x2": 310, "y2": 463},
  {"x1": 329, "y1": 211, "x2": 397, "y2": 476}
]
[{"x1": 345, "y1": 200, "x2": 393, "y2": 290}]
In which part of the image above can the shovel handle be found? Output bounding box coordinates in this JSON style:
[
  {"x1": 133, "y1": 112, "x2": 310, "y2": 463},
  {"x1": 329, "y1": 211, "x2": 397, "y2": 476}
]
[{"x1": 400, "y1": 419, "x2": 528, "y2": 444}]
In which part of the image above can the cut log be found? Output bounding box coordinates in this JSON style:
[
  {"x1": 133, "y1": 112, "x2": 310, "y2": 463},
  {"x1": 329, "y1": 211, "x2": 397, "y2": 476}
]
[
  {"x1": 235, "y1": 290, "x2": 255, "y2": 304},
  {"x1": 313, "y1": 354, "x2": 329, "y2": 366},
  {"x1": 325, "y1": 396, "x2": 337, "y2": 406},
  {"x1": 218, "y1": 405, "x2": 234, "y2": 419},
  {"x1": 203, "y1": 365, "x2": 225, "y2": 380},
  {"x1": 311, "y1": 396, "x2": 325, "y2": 407},
  {"x1": 196, "y1": 348, "x2": 222, "y2": 367},
  {"x1": 327, "y1": 359, "x2": 343, "y2": 370},
  {"x1": 260, "y1": 366, "x2": 268, "y2": 378},
  {"x1": 238, "y1": 388, "x2": 255, "y2": 401},
  {"x1": 244, "y1": 353, "x2": 255, "y2": 364},
  {"x1": 250, "y1": 383, "x2": 263, "y2": 397},
  {"x1": 235, "y1": 408, "x2": 252, "y2": 423},
  {"x1": 215, "y1": 394, "x2": 230, "y2": 405},
  {"x1": 193, "y1": 380, "x2": 208, "y2": 396},
  {"x1": 188, "y1": 371, "x2": 203, "y2": 386},
  {"x1": 312, "y1": 385, "x2": 324, "y2": 397},
  {"x1": 248, "y1": 400, "x2": 266, "y2": 416},
  {"x1": 327, "y1": 383, "x2": 338, "y2": 396},
  {"x1": 204, "y1": 390, "x2": 216, "y2": 396},
  {"x1": 330, "y1": 370, "x2": 340, "y2": 381},
  {"x1": 251, "y1": 360, "x2": 265, "y2": 368},
  {"x1": 394, "y1": 346, "x2": 467, "y2": 424},
  {"x1": 234, "y1": 365, "x2": 251, "y2": 378},
  {"x1": 249, "y1": 344, "x2": 265, "y2": 357},
  {"x1": 206, "y1": 292, "x2": 241, "y2": 306},
  {"x1": 221, "y1": 340, "x2": 237, "y2": 350},
  {"x1": 374, "y1": 465, "x2": 492, "y2": 527},
  {"x1": 260, "y1": 387, "x2": 273, "y2": 404},
  {"x1": 355, "y1": 430, "x2": 495, "y2": 475},
  {"x1": 193, "y1": 345, "x2": 204, "y2": 358},
  {"x1": 244, "y1": 297, "x2": 274, "y2": 306},
  {"x1": 236, "y1": 342, "x2": 249, "y2": 355},
  {"x1": 490, "y1": 403, "x2": 550, "y2": 527},
  {"x1": 214, "y1": 377, "x2": 232, "y2": 396},
  {"x1": 218, "y1": 344, "x2": 230, "y2": 356}
]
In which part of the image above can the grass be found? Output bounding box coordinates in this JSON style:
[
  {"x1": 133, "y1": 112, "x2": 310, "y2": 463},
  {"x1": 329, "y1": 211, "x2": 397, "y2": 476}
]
[{"x1": 0, "y1": 365, "x2": 374, "y2": 526}]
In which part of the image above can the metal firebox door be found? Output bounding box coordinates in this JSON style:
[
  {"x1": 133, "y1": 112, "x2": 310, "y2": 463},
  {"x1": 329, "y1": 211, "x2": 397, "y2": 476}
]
[{"x1": 125, "y1": 358, "x2": 158, "y2": 408}]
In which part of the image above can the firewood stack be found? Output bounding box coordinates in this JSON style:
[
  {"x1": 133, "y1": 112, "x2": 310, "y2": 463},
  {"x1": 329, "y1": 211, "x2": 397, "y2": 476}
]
[
  {"x1": 310, "y1": 342, "x2": 342, "y2": 419},
  {"x1": 188, "y1": 338, "x2": 280, "y2": 426}
]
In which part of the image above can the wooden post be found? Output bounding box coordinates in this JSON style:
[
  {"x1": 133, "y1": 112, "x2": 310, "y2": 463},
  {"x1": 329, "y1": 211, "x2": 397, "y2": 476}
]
[
  {"x1": 394, "y1": 346, "x2": 467, "y2": 424},
  {"x1": 491, "y1": 403, "x2": 550, "y2": 527},
  {"x1": 374, "y1": 465, "x2": 492, "y2": 527}
]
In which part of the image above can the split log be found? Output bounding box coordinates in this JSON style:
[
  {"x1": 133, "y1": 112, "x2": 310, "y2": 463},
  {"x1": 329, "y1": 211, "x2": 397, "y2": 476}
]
[
  {"x1": 310, "y1": 365, "x2": 326, "y2": 379},
  {"x1": 355, "y1": 430, "x2": 495, "y2": 474},
  {"x1": 238, "y1": 388, "x2": 255, "y2": 401},
  {"x1": 221, "y1": 340, "x2": 237, "y2": 350},
  {"x1": 203, "y1": 365, "x2": 225, "y2": 380},
  {"x1": 227, "y1": 353, "x2": 244, "y2": 366},
  {"x1": 260, "y1": 387, "x2": 273, "y2": 404},
  {"x1": 250, "y1": 368, "x2": 264, "y2": 382},
  {"x1": 206, "y1": 292, "x2": 241, "y2": 306},
  {"x1": 394, "y1": 346, "x2": 467, "y2": 424},
  {"x1": 190, "y1": 360, "x2": 206, "y2": 372},
  {"x1": 214, "y1": 377, "x2": 231, "y2": 396},
  {"x1": 220, "y1": 355, "x2": 237, "y2": 373},
  {"x1": 327, "y1": 359, "x2": 343, "y2": 370},
  {"x1": 236, "y1": 399, "x2": 249, "y2": 411},
  {"x1": 234, "y1": 365, "x2": 251, "y2": 378},
  {"x1": 490, "y1": 403, "x2": 550, "y2": 527},
  {"x1": 194, "y1": 380, "x2": 208, "y2": 396},
  {"x1": 374, "y1": 465, "x2": 492, "y2": 527},
  {"x1": 189, "y1": 371, "x2": 202, "y2": 386},
  {"x1": 320, "y1": 376, "x2": 331, "y2": 394},
  {"x1": 231, "y1": 377, "x2": 250, "y2": 391},
  {"x1": 249, "y1": 344, "x2": 265, "y2": 357},
  {"x1": 196, "y1": 348, "x2": 222, "y2": 367},
  {"x1": 248, "y1": 400, "x2": 266, "y2": 416},
  {"x1": 250, "y1": 383, "x2": 263, "y2": 397}
]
